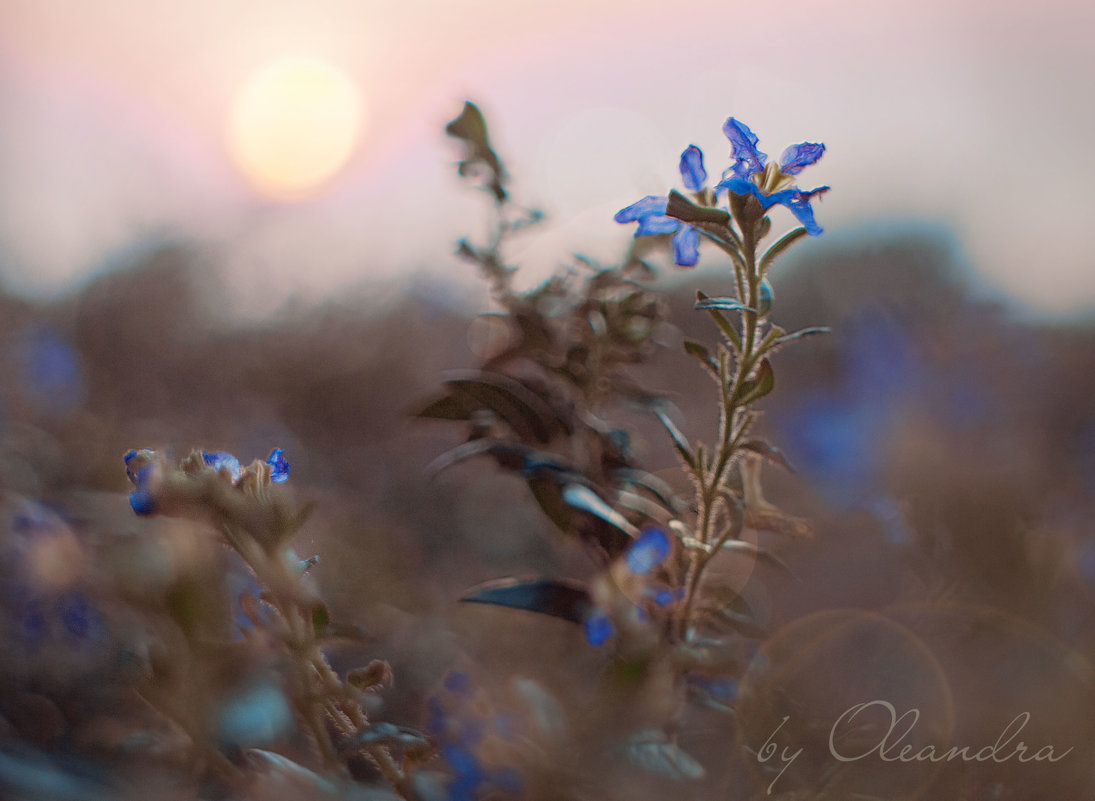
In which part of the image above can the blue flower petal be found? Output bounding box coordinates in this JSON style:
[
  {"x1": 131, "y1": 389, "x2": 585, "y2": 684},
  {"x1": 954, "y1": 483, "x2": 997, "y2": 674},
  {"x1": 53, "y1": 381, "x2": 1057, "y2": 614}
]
[
  {"x1": 779, "y1": 142, "x2": 825, "y2": 175},
  {"x1": 626, "y1": 528, "x2": 671, "y2": 575},
  {"x1": 715, "y1": 179, "x2": 828, "y2": 236},
  {"x1": 722, "y1": 118, "x2": 767, "y2": 178},
  {"x1": 615, "y1": 195, "x2": 681, "y2": 236},
  {"x1": 672, "y1": 225, "x2": 700, "y2": 267},
  {"x1": 129, "y1": 489, "x2": 156, "y2": 516},
  {"x1": 766, "y1": 186, "x2": 829, "y2": 236},
  {"x1": 715, "y1": 175, "x2": 760, "y2": 200},
  {"x1": 653, "y1": 587, "x2": 683, "y2": 607},
  {"x1": 265, "y1": 448, "x2": 290, "y2": 483},
  {"x1": 203, "y1": 451, "x2": 242, "y2": 481},
  {"x1": 679, "y1": 145, "x2": 707, "y2": 192},
  {"x1": 584, "y1": 609, "x2": 614, "y2": 646},
  {"x1": 614, "y1": 195, "x2": 669, "y2": 223},
  {"x1": 636, "y1": 214, "x2": 682, "y2": 236}
]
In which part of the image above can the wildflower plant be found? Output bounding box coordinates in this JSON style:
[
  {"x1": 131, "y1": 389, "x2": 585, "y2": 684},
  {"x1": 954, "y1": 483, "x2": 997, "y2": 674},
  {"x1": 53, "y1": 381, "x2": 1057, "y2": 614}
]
[
  {"x1": 120, "y1": 446, "x2": 429, "y2": 798},
  {"x1": 425, "y1": 104, "x2": 830, "y2": 791}
]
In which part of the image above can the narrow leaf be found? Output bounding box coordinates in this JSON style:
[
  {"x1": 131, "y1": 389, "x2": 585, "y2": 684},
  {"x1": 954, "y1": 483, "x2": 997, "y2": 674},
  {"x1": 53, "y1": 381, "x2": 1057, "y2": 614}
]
[
  {"x1": 758, "y1": 227, "x2": 808, "y2": 274},
  {"x1": 620, "y1": 730, "x2": 705, "y2": 781},
  {"x1": 736, "y1": 359, "x2": 774, "y2": 405},
  {"x1": 654, "y1": 408, "x2": 696, "y2": 470},
  {"x1": 682, "y1": 340, "x2": 717, "y2": 376},
  {"x1": 562, "y1": 484, "x2": 639, "y2": 537},
  {"x1": 613, "y1": 490, "x2": 672, "y2": 525},
  {"x1": 741, "y1": 440, "x2": 796, "y2": 473},
  {"x1": 717, "y1": 540, "x2": 794, "y2": 576},
  {"x1": 695, "y1": 297, "x2": 753, "y2": 314},
  {"x1": 444, "y1": 370, "x2": 559, "y2": 443},
  {"x1": 696, "y1": 291, "x2": 741, "y2": 351},
  {"x1": 425, "y1": 439, "x2": 536, "y2": 476},
  {"x1": 461, "y1": 578, "x2": 592, "y2": 624},
  {"x1": 613, "y1": 468, "x2": 688, "y2": 514},
  {"x1": 774, "y1": 326, "x2": 830, "y2": 346}
]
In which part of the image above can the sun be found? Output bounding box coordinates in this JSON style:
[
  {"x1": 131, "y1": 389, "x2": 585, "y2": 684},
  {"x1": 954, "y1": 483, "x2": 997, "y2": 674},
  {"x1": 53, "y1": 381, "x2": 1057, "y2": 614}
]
[{"x1": 227, "y1": 57, "x2": 363, "y2": 200}]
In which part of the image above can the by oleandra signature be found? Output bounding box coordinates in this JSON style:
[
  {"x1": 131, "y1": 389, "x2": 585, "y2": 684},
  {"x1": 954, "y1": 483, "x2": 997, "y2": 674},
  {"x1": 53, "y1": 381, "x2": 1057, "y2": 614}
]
[{"x1": 756, "y1": 700, "x2": 1074, "y2": 795}]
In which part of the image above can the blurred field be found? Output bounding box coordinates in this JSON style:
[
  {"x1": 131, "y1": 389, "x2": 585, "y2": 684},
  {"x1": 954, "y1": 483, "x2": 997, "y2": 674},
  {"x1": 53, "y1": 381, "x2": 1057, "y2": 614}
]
[{"x1": 1, "y1": 226, "x2": 1094, "y2": 799}]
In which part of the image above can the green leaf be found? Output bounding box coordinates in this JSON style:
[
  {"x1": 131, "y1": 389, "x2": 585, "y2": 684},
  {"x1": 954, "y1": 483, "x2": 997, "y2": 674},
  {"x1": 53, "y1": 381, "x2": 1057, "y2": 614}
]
[
  {"x1": 774, "y1": 326, "x2": 830, "y2": 346},
  {"x1": 758, "y1": 226, "x2": 808, "y2": 274},
  {"x1": 461, "y1": 578, "x2": 592, "y2": 624},
  {"x1": 654, "y1": 408, "x2": 696, "y2": 470},
  {"x1": 741, "y1": 439, "x2": 796, "y2": 473},
  {"x1": 682, "y1": 340, "x2": 718, "y2": 376},
  {"x1": 695, "y1": 291, "x2": 741, "y2": 351},
  {"x1": 736, "y1": 359, "x2": 774, "y2": 405},
  {"x1": 757, "y1": 279, "x2": 774, "y2": 317},
  {"x1": 665, "y1": 189, "x2": 731, "y2": 227},
  {"x1": 695, "y1": 297, "x2": 753, "y2": 314}
]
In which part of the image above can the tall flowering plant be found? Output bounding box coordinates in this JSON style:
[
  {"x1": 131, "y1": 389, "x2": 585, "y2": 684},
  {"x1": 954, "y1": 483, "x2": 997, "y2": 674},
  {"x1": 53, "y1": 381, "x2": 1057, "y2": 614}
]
[{"x1": 424, "y1": 105, "x2": 830, "y2": 794}]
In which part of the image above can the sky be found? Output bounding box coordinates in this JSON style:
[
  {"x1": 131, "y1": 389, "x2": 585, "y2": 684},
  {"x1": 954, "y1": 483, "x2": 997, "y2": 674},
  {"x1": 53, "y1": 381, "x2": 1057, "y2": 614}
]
[{"x1": 1, "y1": 0, "x2": 1094, "y2": 318}]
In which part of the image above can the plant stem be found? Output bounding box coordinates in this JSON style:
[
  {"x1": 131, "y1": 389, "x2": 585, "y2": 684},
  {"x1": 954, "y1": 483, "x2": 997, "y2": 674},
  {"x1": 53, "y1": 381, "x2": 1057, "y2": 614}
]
[{"x1": 675, "y1": 220, "x2": 765, "y2": 641}]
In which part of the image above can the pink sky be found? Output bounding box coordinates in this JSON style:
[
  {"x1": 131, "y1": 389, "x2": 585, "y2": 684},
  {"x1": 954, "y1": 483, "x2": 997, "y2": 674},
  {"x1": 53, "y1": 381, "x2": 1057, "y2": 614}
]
[{"x1": 1, "y1": 0, "x2": 1093, "y2": 316}]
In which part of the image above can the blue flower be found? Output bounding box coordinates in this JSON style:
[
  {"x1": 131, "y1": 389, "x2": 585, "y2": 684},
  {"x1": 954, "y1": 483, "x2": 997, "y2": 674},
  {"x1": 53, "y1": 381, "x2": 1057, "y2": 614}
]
[
  {"x1": 716, "y1": 117, "x2": 828, "y2": 235},
  {"x1": 428, "y1": 673, "x2": 524, "y2": 800},
  {"x1": 203, "y1": 451, "x2": 243, "y2": 481},
  {"x1": 583, "y1": 608, "x2": 615, "y2": 646},
  {"x1": 265, "y1": 448, "x2": 290, "y2": 483},
  {"x1": 128, "y1": 463, "x2": 157, "y2": 516},
  {"x1": 614, "y1": 145, "x2": 707, "y2": 267},
  {"x1": 626, "y1": 527, "x2": 671, "y2": 575}
]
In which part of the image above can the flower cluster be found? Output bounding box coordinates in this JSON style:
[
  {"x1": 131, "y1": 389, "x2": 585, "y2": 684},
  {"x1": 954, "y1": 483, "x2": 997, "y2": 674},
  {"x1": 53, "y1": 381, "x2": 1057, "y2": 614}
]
[
  {"x1": 124, "y1": 447, "x2": 290, "y2": 517},
  {"x1": 427, "y1": 672, "x2": 524, "y2": 801},
  {"x1": 615, "y1": 118, "x2": 827, "y2": 267},
  {"x1": 584, "y1": 527, "x2": 676, "y2": 646}
]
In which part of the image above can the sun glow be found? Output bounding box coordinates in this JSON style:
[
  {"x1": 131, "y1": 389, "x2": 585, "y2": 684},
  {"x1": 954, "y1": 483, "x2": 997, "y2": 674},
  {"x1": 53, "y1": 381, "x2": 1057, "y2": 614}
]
[{"x1": 227, "y1": 57, "x2": 363, "y2": 200}]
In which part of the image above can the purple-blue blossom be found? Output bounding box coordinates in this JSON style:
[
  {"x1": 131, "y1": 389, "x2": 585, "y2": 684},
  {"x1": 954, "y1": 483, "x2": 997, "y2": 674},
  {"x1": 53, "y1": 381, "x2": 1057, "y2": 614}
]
[
  {"x1": 128, "y1": 463, "x2": 157, "y2": 516},
  {"x1": 614, "y1": 145, "x2": 708, "y2": 267},
  {"x1": 715, "y1": 117, "x2": 828, "y2": 235},
  {"x1": 265, "y1": 448, "x2": 290, "y2": 483},
  {"x1": 203, "y1": 451, "x2": 243, "y2": 481},
  {"x1": 584, "y1": 608, "x2": 615, "y2": 646},
  {"x1": 626, "y1": 527, "x2": 671, "y2": 575}
]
